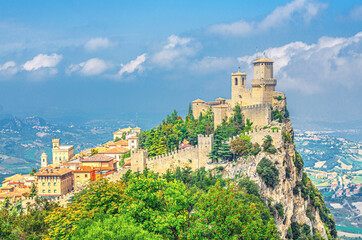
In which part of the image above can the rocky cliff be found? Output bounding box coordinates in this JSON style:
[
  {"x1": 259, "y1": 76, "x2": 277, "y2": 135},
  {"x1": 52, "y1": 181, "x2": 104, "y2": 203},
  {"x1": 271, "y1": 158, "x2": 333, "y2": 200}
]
[{"x1": 220, "y1": 120, "x2": 336, "y2": 239}]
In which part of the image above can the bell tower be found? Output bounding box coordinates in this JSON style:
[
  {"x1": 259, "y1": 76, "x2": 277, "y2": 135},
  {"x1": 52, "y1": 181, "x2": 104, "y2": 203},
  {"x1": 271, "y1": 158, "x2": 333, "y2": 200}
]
[
  {"x1": 41, "y1": 152, "x2": 48, "y2": 168},
  {"x1": 231, "y1": 69, "x2": 247, "y2": 108}
]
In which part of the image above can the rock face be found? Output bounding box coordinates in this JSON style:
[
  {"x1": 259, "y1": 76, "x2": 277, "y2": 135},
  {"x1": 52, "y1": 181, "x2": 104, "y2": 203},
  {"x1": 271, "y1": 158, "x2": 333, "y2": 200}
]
[{"x1": 222, "y1": 120, "x2": 328, "y2": 239}]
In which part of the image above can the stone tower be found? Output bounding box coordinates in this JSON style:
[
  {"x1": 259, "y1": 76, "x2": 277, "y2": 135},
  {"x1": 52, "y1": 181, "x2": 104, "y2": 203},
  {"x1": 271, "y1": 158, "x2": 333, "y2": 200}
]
[
  {"x1": 231, "y1": 70, "x2": 247, "y2": 108},
  {"x1": 251, "y1": 58, "x2": 277, "y2": 105},
  {"x1": 41, "y1": 153, "x2": 48, "y2": 168},
  {"x1": 130, "y1": 149, "x2": 148, "y2": 172},
  {"x1": 196, "y1": 134, "x2": 214, "y2": 168},
  {"x1": 52, "y1": 138, "x2": 60, "y2": 149}
]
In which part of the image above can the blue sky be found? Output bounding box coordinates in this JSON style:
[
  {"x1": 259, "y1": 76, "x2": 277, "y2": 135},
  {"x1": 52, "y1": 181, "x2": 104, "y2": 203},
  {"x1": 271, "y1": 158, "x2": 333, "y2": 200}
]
[{"x1": 0, "y1": 0, "x2": 361, "y2": 128}]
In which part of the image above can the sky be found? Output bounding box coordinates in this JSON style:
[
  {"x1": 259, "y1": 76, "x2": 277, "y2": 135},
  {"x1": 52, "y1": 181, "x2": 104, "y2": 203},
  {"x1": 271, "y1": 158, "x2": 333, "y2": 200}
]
[{"x1": 0, "y1": 0, "x2": 361, "y2": 128}]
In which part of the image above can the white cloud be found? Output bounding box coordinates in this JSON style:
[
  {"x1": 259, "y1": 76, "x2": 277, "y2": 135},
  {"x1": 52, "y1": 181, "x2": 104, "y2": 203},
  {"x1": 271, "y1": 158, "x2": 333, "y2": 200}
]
[
  {"x1": 190, "y1": 57, "x2": 236, "y2": 73},
  {"x1": 23, "y1": 53, "x2": 62, "y2": 71},
  {"x1": 237, "y1": 31, "x2": 362, "y2": 93},
  {"x1": 0, "y1": 61, "x2": 18, "y2": 75},
  {"x1": 67, "y1": 58, "x2": 109, "y2": 76},
  {"x1": 209, "y1": 0, "x2": 327, "y2": 36},
  {"x1": 152, "y1": 35, "x2": 200, "y2": 67},
  {"x1": 84, "y1": 37, "x2": 114, "y2": 51},
  {"x1": 119, "y1": 54, "x2": 147, "y2": 77},
  {"x1": 349, "y1": 5, "x2": 362, "y2": 21}
]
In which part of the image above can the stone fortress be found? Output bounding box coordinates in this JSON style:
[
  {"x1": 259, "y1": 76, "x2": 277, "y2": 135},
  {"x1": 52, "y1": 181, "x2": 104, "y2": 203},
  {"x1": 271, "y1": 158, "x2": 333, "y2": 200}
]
[{"x1": 192, "y1": 57, "x2": 286, "y2": 128}]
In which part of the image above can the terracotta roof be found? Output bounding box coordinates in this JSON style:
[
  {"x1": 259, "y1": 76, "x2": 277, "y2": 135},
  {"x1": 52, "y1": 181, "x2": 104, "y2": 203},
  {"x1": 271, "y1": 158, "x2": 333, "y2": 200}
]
[
  {"x1": 215, "y1": 97, "x2": 225, "y2": 101},
  {"x1": 2, "y1": 174, "x2": 23, "y2": 184},
  {"x1": 179, "y1": 144, "x2": 192, "y2": 149},
  {"x1": 82, "y1": 154, "x2": 115, "y2": 162},
  {"x1": 252, "y1": 57, "x2": 274, "y2": 63},
  {"x1": 35, "y1": 167, "x2": 73, "y2": 176},
  {"x1": 192, "y1": 99, "x2": 205, "y2": 103},
  {"x1": 133, "y1": 127, "x2": 141, "y2": 130},
  {"x1": 100, "y1": 147, "x2": 130, "y2": 154},
  {"x1": 74, "y1": 166, "x2": 94, "y2": 173},
  {"x1": 114, "y1": 139, "x2": 128, "y2": 146}
]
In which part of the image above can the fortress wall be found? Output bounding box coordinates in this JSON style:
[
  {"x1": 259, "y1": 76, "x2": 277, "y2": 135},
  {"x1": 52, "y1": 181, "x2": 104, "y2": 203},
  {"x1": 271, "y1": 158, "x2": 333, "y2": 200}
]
[
  {"x1": 146, "y1": 146, "x2": 199, "y2": 174},
  {"x1": 245, "y1": 127, "x2": 283, "y2": 147},
  {"x1": 130, "y1": 134, "x2": 214, "y2": 174},
  {"x1": 241, "y1": 104, "x2": 271, "y2": 127},
  {"x1": 192, "y1": 102, "x2": 209, "y2": 119},
  {"x1": 240, "y1": 88, "x2": 253, "y2": 106}
]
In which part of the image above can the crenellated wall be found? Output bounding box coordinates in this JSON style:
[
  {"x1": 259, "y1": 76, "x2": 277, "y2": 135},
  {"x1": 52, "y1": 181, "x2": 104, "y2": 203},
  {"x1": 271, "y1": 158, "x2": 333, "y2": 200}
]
[
  {"x1": 130, "y1": 134, "x2": 214, "y2": 174},
  {"x1": 241, "y1": 103, "x2": 272, "y2": 127}
]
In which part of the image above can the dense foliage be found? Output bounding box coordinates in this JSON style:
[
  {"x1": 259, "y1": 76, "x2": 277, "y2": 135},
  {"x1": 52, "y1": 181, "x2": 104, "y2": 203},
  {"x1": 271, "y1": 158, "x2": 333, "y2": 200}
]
[
  {"x1": 0, "y1": 169, "x2": 281, "y2": 239},
  {"x1": 139, "y1": 108, "x2": 214, "y2": 157},
  {"x1": 256, "y1": 157, "x2": 279, "y2": 188},
  {"x1": 230, "y1": 135, "x2": 261, "y2": 157}
]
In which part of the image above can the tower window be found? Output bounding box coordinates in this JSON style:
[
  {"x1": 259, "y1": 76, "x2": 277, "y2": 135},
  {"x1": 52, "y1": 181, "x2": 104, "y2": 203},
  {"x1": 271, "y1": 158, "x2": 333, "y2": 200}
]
[{"x1": 235, "y1": 78, "x2": 238, "y2": 85}]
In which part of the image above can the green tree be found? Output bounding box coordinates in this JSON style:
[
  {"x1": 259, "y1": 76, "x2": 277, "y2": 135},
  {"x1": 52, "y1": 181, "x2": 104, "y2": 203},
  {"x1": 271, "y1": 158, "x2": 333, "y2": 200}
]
[
  {"x1": 256, "y1": 158, "x2": 279, "y2": 188},
  {"x1": 189, "y1": 181, "x2": 279, "y2": 239}
]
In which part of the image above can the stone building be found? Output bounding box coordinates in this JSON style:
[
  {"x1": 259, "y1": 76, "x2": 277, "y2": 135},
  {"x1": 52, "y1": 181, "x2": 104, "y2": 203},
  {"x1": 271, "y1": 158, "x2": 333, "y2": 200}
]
[
  {"x1": 35, "y1": 167, "x2": 73, "y2": 197},
  {"x1": 192, "y1": 57, "x2": 286, "y2": 128},
  {"x1": 73, "y1": 166, "x2": 96, "y2": 189},
  {"x1": 52, "y1": 139, "x2": 74, "y2": 166}
]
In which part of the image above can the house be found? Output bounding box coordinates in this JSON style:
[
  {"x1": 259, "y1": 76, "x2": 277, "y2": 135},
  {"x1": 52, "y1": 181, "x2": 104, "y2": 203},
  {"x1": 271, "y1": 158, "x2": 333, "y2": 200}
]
[
  {"x1": 0, "y1": 186, "x2": 30, "y2": 202},
  {"x1": 73, "y1": 166, "x2": 96, "y2": 189},
  {"x1": 1, "y1": 174, "x2": 24, "y2": 187},
  {"x1": 81, "y1": 154, "x2": 116, "y2": 169},
  {"x1": 35, "y1": 167, "x2": 73, "y2": 197}
]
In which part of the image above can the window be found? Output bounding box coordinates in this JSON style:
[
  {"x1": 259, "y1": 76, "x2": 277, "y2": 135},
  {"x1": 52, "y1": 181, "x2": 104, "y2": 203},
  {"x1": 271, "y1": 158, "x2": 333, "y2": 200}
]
[
  {"x1": 55, "y1": 157, "x2": 57, "y2": 161},
  {"x1": 77, "y1": 174, "x2": 79, "y2": 178},
  {"x1": 42, "y1": 182, "x2": 45, "y2": 186},
  {"x1": 85, "y1": 174, "x2": 88, "y2": 178},
  {"x1": 235, "y1": 77, "x2": 238, "y2": 85},
  {"x1": 77, "y1": 181, "x2": 80, "y2": 186},
  {"x1": 54, "y1": 182, "x2": 56, "y2": 186},
  {"x1": 54, "y1": 190, "x2": 57, "y2": 193},
  {"x1": 48, "y1": 182, "x2": 51, "y2": 186},
  {"x1": 43, "y1": 190, "x2": 45, "y2": 193},
  {"x1": 48, "y1": 190, "x2": 51, "y2": 193}
]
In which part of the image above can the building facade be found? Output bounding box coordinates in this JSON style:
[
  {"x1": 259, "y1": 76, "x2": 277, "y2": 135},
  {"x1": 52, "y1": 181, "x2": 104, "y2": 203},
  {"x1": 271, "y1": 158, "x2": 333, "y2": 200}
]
[
  {"x1": 35, "y1": 167, "x2": 73, "y2": 197},
  {"x1": 192, "y1": 57, "x2": 286, "y2": 128},
  {"x1": 52, "y1": 139, "x2": 74, "y2": 166}
]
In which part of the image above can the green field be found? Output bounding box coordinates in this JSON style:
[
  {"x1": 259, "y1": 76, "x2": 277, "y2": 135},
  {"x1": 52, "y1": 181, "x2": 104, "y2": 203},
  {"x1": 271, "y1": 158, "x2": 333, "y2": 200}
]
[{"x1": 336, "y1": 225, "x2": 362, "y2": 234}]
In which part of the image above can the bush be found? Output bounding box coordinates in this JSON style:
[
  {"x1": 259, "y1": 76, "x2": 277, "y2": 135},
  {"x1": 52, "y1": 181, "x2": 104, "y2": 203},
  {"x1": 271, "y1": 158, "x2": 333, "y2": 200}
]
[
  {"x1": 256, "y1": 158, "x2": 279, "y2": 188},
  {"x1": 282, "y1": 131, "x2": 292, "y2": 143},
  {"x1": 274, "y1": 202, "x2": 284, "y2": 219},
  {"x1": 262, "y1": 135, "x2": 277, "y2": 154}
]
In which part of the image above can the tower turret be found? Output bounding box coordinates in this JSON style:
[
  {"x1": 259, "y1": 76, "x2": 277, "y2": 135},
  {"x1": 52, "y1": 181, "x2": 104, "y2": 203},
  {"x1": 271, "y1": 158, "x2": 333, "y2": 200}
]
[
  {"x1": 52, "y1": 138, "x2": 60, "y2": 149},
  {"x1": 251, "y1": 58, "x2": 277, "y2": 104},
  {"x1": 41, "y1": 152, "x2": 48, "y2": 168},
  {"x1": 231, "y1": 70, "x2": 247, "y2": 108}
]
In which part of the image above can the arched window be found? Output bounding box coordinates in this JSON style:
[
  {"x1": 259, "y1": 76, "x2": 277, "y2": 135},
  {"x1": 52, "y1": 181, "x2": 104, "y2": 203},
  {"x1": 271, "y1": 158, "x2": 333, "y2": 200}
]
[{"x1": 235, "y1": 77, "x2": 238, "y2": 85}]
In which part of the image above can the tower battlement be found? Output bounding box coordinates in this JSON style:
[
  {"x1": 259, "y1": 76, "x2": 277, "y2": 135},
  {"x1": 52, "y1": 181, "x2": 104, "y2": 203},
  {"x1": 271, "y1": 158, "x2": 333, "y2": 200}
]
[{"x1": 192, "y1": 57, "x2": 286, "y2": 128}]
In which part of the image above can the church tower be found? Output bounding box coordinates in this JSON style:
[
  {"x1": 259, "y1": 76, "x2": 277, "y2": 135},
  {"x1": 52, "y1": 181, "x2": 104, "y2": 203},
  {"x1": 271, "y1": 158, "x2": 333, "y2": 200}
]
[
  {"x1": 41, "y1": 153, "x2": 48, "y2": 168},
  {"x1": 231, "y1": 70, "x2": 247, "y2": 108},
  {"x1": 251, "y1": 58, "x2": 277, "y2": 104}
]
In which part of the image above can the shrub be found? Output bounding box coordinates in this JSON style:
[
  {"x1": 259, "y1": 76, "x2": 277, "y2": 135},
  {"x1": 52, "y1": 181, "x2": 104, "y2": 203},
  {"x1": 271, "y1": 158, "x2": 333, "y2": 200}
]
[
  {"x1": 282, "y1": 131, "x2": 292, "y2": 143},
  {"x1": 293, "y1": 151, "x2": 304, "y2": 174},
  {"x1": 256, "y1": 158, "x2": 279, "y2": 188},
  {"x1": 274, "y1": 203, "x2": 284, "y2": 219}
]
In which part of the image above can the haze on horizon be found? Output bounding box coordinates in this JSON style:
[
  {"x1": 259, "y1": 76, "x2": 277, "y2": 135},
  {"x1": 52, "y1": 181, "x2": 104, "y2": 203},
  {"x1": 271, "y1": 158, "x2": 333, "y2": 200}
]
[{"x1": 0, "y1": 0, "x2": 361, "y2": 128}]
